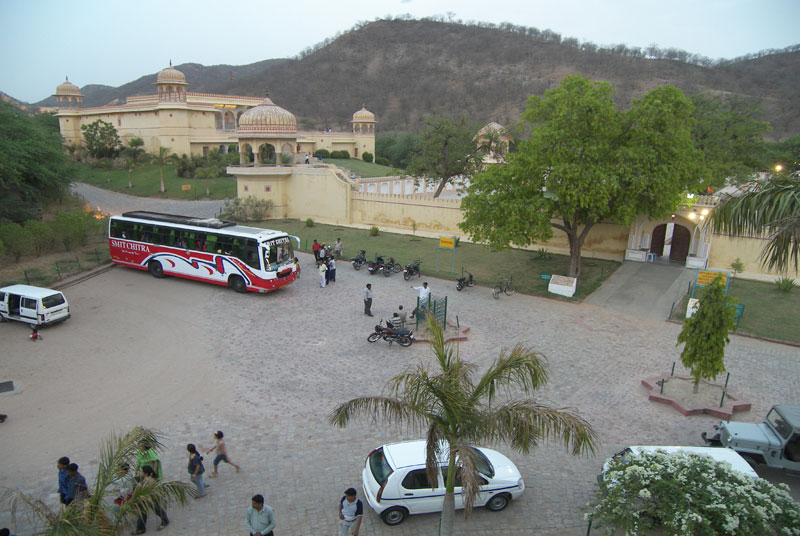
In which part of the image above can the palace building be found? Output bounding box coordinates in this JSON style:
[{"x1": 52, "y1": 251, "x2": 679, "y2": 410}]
[{"x1": 54, "y1": 65, "x2": 375, "y2": 160}]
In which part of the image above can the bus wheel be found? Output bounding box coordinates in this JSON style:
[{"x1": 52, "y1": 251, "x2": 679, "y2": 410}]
[
  {"x1": 229, "y1": 275, "x2": 247, "y2": 293},
  {"x1": 148, "y1": 260, "x2": 165, "y2": 278}
]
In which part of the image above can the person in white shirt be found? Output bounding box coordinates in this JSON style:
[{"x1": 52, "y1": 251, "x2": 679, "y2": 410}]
[
  {"x1": 363, "y1": 284, "x2": 373, "y2": 316},
  {"x1": 410, "y1": 282, "x2": 430, "y2": 318},
  {"x1": 337, "y1": 488, "x2": 363, "y2": 536},
  {"x1": 246, "y1": 494, "x2": 275, "y2": 536},
  {"x1": 318, "y1": 260, "x2": 327, "y2": 288}
]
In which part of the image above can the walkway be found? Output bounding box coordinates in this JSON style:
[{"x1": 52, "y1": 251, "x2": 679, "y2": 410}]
[{"x1": 71, "y1": 182, "x2": 226, "y2": 218}]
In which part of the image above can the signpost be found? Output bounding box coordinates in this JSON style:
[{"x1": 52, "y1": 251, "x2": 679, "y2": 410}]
[
  {"x1": 182, "y1": 185, "x2": 191, "y2": 191},
  {"x1": 691, "y1": 268, "x2": 730, "y2": 298},
  {"x1": 436, "y1": 236, "x2": 457, "y2": 273}
]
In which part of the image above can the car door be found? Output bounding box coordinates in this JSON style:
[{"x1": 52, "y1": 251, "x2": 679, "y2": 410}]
[
  {"x1": 397, "y1": 468, "x2": 445, "y2": 514},
  {"x1": 19, "y1": 296, "x2": 38, "y2": 322},
  {"x1": 442, "y1": 465, "x2": 489, "y2": 510}
]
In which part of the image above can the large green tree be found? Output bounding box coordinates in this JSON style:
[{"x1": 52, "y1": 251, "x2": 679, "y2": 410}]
[
  {"x1": 712, "y1": 174, "x2": 800, "y2": 273},
  {"x1": 691, "y1": 93, "x2": 771, "y2": 190},
  {"x1": 460, "y1": 75, "x2": 702, "y2": 277},
  {"x1": 677, "y1": 276, "x2": 736, "y2": 393},
  {"x1": 330, "y1": 315, "x2": 596, "y2": 535},
  {"x1": 407, "y1": 115, "x2": 484, "y2": 198},
  {"x1": 81, "y1": 119, "x2": 121, "y2": 159},
  {"x1": 0, "y1": 103, "x2": 72, "y2": 221}
]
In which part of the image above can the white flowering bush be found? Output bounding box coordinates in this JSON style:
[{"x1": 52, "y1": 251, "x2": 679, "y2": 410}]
[{"x1": 586, "y1": 450, "x2": 800, "y2": 535}]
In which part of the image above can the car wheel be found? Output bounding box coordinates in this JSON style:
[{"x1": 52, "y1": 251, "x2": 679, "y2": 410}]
[
  {"x1": 486, "y1": 493, "x2": 510, "y2": 511},
  {"x1": 229, "y1": 275, "x2": 247, "y2": 293},
  {"x1": 380, "y1": 506, "x2": 408, "y2": 525},
  {"x1": 367, "y1": 332, "x2": 381, "y2": 343},
  {"x1": 148, "y1": 260, "x2": 165, "y2": 278}
]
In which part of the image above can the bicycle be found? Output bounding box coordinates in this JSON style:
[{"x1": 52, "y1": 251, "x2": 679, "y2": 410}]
[{"x1": 491, "y1": 277, "x2": 515, "y2": 299}]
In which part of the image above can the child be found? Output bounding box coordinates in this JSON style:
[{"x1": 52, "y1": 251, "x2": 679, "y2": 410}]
[{"x1": 205, "y1": 431, "x2": 241, "y2": 477}]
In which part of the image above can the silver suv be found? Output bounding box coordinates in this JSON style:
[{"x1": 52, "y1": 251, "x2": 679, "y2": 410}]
[{"x1": 702, "y1": 404, "x2": 800, "y2": 472}]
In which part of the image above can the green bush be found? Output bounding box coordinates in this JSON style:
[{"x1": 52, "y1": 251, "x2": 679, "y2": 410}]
[
  {"x1": 536, "y1": 248, "x2": 552, "y2": 260},
  {"x1": 306, "y1": 218, "x2": 315, "y2": 227},
  {"x1": 775, "y1": 277, "x2": 796, "y2": 292},
  {"x1": 0, "y1": 222, "x2": 34, "y2": 262},
  {"x1": 375, "y1": 156, "x2": 390, "y2": 166},
  {"x1": 730, "y1": 257, "x2": 745, "y2": 275},
  {"x1": 224, "y1": 196, "x2": 274, "y2": 222},
  {"x1": 330, "y1": 150, "x2": 351, "y2": 159},
  {"x1": 315, "y1": 149, "x2": 330, "y2": 159},
  {"x1": 280, "y1": 152, "x2": 293, "y2": 165},
  {"x1": 53, "y1": 211, "x2": 92, "y2": 251},
  {"x1": 369, "y1": 226, "x2": 379, "y2": 236},
  {"x1": 24, "y1": 220, "x2": 56, "y2": 256},
  {"x1": 362, "y1": 152, "x2": 374, "y2": 163}
]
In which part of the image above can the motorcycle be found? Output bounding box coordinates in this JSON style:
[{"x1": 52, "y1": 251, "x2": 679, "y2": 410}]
[
  {"x1": 403, "y1": 260, "x2": 422, "y2": 281},
  {"x1": 456, "y1": 271, "x2": 475, "y2": 291},
  {"x1": 367, "y1": 254, "x2": 385, "y2": 275},
  {"x1": 350, "y1": 250, "x2": 367, "y2": 270},
  {"x1": 367, "y1": 320, "x2": 414, "y2": 347},
  {"x1": 382, "y1": 257, "x2": 401, "y2": 277}
]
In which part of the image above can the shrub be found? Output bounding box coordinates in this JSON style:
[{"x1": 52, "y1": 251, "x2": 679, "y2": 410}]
[
  {"x1": 730, "y1": 257, "x2": 744, "y2": 275},
  {"x1": 0, "y1": 222, "x2": 34, "y2": 262},
  {"x1": 362, "y1": 152, "x2": 374, "y2": 163},
  {"x1": 280, "y1": 152, "x2": 293, "y2": 165},
  {"x1": 536, "y1": 248, "x2": 552, "y2": 260},
  {"x1": 306, "y1": 218, "x2": 315, "y2": 227},
  {"x1": 223, "y1": 196, "x2": 274, "y2": 222},
  {"x1": 330, "y1": 150, "x2": 351, "y2": 159},
  {"x1": 369, "y1": 226, "x2": 379, "y2": 236},
  {"x1": 52, "y1": 211, "x2": 92, "y2": 251},
  {"x1": 775, "y1": 277, "x2": 796, "y2": 292},
  {"x1": 315, "y1": 149, "x2": 330, "y2": 159},
  {"x1": 24, "y1": 220, "x2": 56, "y2": 256},
  {"x1": 588, "y1": 449, "x2": 800, "y2": 535},
  {"x1": 375, "y1": 156, "x2": 390, "y2": 166}
]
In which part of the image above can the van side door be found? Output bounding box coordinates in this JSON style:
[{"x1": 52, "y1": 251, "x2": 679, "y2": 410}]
[{"x1": 19, "y1": 296, "x2": 38, "y2": 322}]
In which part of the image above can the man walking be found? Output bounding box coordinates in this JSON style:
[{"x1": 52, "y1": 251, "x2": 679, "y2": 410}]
[
  {"x1": 363, "y1": 284, "x2": 373, "y2": 316},
  {"x1": 333, "y1": 238, "x2": 343, "y2": 259},
  {"x1": 65, "y1": 463, "x2": 88, "y2": 506},
  {"x1": 337, "y1": 488, "x2": 363, "y2": 536},
  {"x1": 57, "y1": 456, "x2": 70, "y2": 505},
  {"x1": 246, "y1": 494, "x2": 275, "y2": 536}
]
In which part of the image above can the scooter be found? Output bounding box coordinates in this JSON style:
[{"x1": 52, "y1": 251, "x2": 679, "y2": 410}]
[
  {"x1": 367, "y1": 320, "x2": 414, "y2": 347},
  {"x1": 351, "y1": 250, "x2": 367, "y2": 270},
  {"x1": 403, "y1": 260, "x2": 422, "y2": 281},
  {"x1": 456, "y1": 271, "x2": 475, "y2": 291}
]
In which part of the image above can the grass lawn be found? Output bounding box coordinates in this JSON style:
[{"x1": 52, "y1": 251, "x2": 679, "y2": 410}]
[
  {"x1": 72, "y1": 162, "x2": 237, "y2": 200},
  {"x1": 255, "y1": 219, "x2": 620, "y2": 301},
  {"x1": 321, "y1": 158, "x2": 401, "y2": 178},
  {"x1": 670, "y1": 278, "x2": 800, "y2": 345}
]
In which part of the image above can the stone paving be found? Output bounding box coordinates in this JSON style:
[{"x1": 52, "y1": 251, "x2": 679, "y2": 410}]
[
  {"x1": 3, "y1": 252, "x2": 799, "y2": 536},
  {"x1": 71, "y1": 183, "x2": 227, "y2": 217}
]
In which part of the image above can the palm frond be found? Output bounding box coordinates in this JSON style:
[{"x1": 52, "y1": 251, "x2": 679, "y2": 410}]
[
  {"x1": 3, "y1": 488, "x2": 105, "y2": 536},
  {"x1": 762, "y1": 214, "x2": 800, "y2": 273},
  {"x1": 329, "y1": 396, "x2": 415, "y2": 428},
  {"x1": 450, "y1": 440, "x2": 482, "y2": 517},
  {"x1": 424, "y1": 312, "x2": 455, "y2": 370},
  {"x1": 472, "y1": 345, "x2": 549, "y2": 404},
  {"x1": 115, "y1": 479, "x2": 194, "y2": 530},
  {"x1": 479, "y1": 401, "x2": 597, "y2": 456},
  {"x1": 425, "y1": 424, "x2": 444, "y2": 492}
]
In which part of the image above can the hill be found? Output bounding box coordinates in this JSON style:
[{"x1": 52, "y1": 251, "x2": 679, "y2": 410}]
[{"x1": 30, "y1": 19, "x2": 800, "y2": 138}]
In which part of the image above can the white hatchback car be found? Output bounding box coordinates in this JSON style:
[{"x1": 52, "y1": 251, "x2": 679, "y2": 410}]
[{"x1": 361, "y1": 440, "x2": 525, "y2": 525}]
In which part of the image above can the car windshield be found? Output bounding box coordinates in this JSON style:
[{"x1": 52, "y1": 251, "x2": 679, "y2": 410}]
[
  {"x1": 262, "y1": 237, "x2": 295, "y2": 271},
  {"x1": 367, "y1": 447, "x2": 393, "y2": 484},
  {"x1": 42, "y1": 293, "x2": 65, "y2": 308},
  {"x1": 767, "y1": 408, "x2": 793, "y2": 439},
  {"x1": 461, "y1": 446, "x2": 495, "y2": 478}
]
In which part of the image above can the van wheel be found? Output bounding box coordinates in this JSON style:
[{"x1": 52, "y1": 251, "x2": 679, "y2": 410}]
[
  {"x1": 380, "y1": 507, "x2": 408, "y2": 525},
  {"x1": 148, "y1": 260, "x2": 165, "y2": 278},
  {"x1": 229, "y1": 275, "x2": 247, "y2": 293},
  {"x1": 486, "y1": 493, "x2": 510, "y2": 511}
]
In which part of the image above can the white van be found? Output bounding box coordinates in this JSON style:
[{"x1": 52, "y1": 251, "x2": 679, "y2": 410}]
[{"x1": 0, "y1": 285, "x2": 71, "y2": 326}]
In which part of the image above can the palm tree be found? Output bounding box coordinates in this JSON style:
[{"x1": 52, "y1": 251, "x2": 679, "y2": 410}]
[
  {"x1": 194, "y1": 166, "x2": 216, "y2": 197},
  {"x1": 712, "y1": 174, "x2": 800, "y2": 273},
  {"x1": 124, "y1": 157, "x2": 135, "y2": 189},
  {"x1": 4, "y1": 426, "x2": 193, "y2": 535},
  {"x1": 329, "y1": 315, "x2": 596, "y2": 535},
  {"x1": 154, "y1": 146, "x2": 172, "y2": 193}
]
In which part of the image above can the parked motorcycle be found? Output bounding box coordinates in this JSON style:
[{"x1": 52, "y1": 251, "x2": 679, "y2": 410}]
[
  {"x1": 351, "y1": 250, "x2": 367, "y2": 270},
  {"x1": 382, "y1": 257, "x2": 401, "y2": 277},
  {"x1": 456, "y1": 271, "x2": 475, "y2": 291},
  {"x1": 367, "y1": 254, "x2": 385, "y2": 275},
  {"x1": 403, "y1": 260, "x2": 422, "y2": 281},
  {"x1": 367, "y1": 320, "x2": 414, "y2": 347}
]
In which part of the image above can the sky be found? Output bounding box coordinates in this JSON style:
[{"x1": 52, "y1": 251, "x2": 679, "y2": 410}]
[{"x1": 1, "y1": 0, "x2": 798, "y2": 103}]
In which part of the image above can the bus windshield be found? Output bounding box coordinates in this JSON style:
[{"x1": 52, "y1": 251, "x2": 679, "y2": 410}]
[{"x1": 263, "y1": 237, "x2": 294, "y2": 271}]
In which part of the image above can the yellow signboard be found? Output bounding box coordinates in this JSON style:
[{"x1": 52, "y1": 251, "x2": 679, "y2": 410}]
[
  {"x1": 697, "y1": 270, "x2": 727, "y2": 287},
  {"x1": 182, "y1": 185, "x2": 191, "y2": 191},
  {"x1": 438, "y1": 236, "x2": 455, "y2": 249}
]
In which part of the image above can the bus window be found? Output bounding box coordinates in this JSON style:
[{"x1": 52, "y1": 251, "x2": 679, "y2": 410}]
[
  {"x1": 242, "y1": 239, "x2": 260, "y2": 269},
  {"x1": 141, "y1": 225, "x2": 154, "y2": 243}
]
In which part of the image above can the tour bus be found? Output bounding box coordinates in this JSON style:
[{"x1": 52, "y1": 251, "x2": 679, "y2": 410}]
[{"x1": 108, "y1": 211, "x2": 298, "y2": 293}]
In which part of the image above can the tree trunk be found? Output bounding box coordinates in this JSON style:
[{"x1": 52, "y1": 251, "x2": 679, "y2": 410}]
[
  {"x1": 159, "y1": 167, "x2": 165, "y2": 193},
  {"x1": 439, "y1": 492, "x2": 456, "y2": 535},
  {"x1": 553, "y1": 217, "x2": 595, "y2": 278},
  {"x1": 433, "y1": 178, "x2": 447, "y2": 198}
]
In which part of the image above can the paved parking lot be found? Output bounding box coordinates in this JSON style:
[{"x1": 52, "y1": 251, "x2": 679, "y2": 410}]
[{"x1": 1, "y1": 253, "x2": 798, "y2": 535}]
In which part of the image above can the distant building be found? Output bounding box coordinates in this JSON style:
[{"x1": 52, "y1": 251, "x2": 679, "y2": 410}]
[{"x1": 54, "y1": 65, "x2": 375, "y2": 159}]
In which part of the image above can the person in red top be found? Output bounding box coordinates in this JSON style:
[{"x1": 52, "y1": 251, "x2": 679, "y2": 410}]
[{"x1": 312, "y1": 239, "x2": 321, "y2": 259}]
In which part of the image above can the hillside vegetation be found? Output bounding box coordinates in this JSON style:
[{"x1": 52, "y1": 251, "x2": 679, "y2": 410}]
[{"x1": 32, "y1": 19, "x2": 799, "y2": 138}]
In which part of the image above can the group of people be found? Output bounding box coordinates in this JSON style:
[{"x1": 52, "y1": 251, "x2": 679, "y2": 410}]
[
  {"x1": 363, "y1": 281, "x2": 432, "y2": 326},
  {"x1": 313, "y1": 238, "x2": 343, "y2": 288}
]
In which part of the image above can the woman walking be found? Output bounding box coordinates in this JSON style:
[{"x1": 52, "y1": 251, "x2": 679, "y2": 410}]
[
  {"x1": 187, "y1": 444, "x2": 206, "y2": 498},
  {"x1": 205, "y1": 430, "x2": 241, "y2": 477}
]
